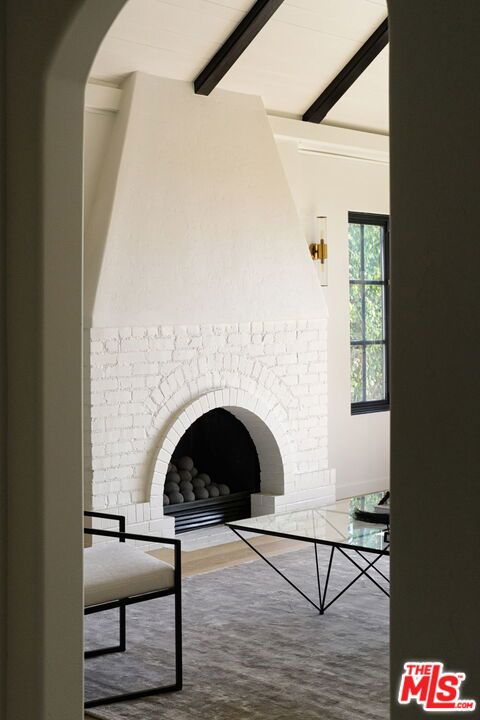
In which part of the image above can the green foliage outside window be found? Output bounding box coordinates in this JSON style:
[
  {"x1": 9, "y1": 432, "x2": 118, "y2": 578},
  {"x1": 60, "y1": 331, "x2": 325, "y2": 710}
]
[{"x1": 348, "y1": 215, "x2": 389, "y2": 411}]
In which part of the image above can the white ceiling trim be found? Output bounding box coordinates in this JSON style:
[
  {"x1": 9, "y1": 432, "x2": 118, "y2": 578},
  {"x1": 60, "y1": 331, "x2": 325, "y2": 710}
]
[
  {"x1": 297, "y1": 142, "x2": 388, "y2": 165},
  {"x1": 269, "y1": 114, "x2": 389, "y2": 163},
  {"x1": 85, "y1": 83, "x2": 122, "y2": 113}
]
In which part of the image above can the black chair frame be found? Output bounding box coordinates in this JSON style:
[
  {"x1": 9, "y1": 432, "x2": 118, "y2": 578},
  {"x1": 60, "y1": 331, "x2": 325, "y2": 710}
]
[{"x1": 84, "y1": 511, "x2": 182, "y2": 708}]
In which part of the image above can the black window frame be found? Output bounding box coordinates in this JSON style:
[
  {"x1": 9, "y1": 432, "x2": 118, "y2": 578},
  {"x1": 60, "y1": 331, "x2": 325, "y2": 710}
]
[{"x1": 348, "y1": 211, "x2": 390, "y2": 415}]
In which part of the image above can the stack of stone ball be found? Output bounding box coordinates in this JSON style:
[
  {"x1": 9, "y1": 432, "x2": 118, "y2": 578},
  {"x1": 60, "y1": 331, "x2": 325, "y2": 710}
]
[{"x1": 163, "y1": 456, "x2": 231, "y2": 506}]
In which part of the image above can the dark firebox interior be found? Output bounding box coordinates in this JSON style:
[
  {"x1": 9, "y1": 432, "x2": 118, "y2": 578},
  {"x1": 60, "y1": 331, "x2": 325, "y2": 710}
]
[{"x1": 172, "y1": 408, "x2": 260, "y2": 494}]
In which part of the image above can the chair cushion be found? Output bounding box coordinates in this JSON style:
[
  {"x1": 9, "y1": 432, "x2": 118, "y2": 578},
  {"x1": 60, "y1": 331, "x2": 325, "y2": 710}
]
[{"x1": 84, "y1": 542, "x2": 175, "y2": 607}]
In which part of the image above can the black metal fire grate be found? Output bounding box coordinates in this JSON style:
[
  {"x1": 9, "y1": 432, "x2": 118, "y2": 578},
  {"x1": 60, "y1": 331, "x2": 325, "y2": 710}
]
[{"x1": 163, "y1": 491, "x2": 251, "y2": 534}]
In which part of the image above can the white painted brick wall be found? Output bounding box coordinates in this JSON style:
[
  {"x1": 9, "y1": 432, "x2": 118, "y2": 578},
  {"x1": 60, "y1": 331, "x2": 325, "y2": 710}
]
[{"x1": 84, "y1": 320, "x2": 334, "y2": 538}]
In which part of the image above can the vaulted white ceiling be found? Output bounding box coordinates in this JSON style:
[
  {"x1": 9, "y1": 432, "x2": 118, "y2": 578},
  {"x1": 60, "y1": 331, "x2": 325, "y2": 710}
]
[{"x1": 90, "y1": 0, "x2": 389, "y2": 134}]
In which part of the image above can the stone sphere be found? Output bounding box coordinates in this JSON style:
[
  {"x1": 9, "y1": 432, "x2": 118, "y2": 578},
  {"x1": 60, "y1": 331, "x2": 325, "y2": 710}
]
[
  {"x1": 177, "y1": 456, "x2": 194, "y2": 471},
  {"x1": 197, "y1": 473, "x2": 211, "y2": 486},
  {"x1": 178, "y1": 469, "x2": 192, "y2": 483},
  {"x1": 183, "y1": 490, "x2": 195, "y2": 503},
  {"x1": 190, "y1": 467, "x2": 198, "y2": 478},
  {"x1": 165, "y1": 480, "x2": 179, "y2": 494},
  {"x1": 168, "y1": 491, "x2": 184, "y2": 505},
  {"x1": 218, "y1": 484, "x2": 230, "y2": 496},
  {"x1": 194, "y1": 487, "x2": 209, "y2": 500},
  {"x1": 166, "y1": 471, "x2": 180, "y2": 484},
  {"x1": 179, "y1": 480, "x2": 193, "y2": 494},
  {"x1": 168, "y1": 462, "x2": 177, "y2": 473},
  {"x1": 208, "y1": 485, "x2": 220, "y2": 498},
  {"x1": 163, "y1": 494, "x2": 170, "y2": 506},
  {"x1": 192, "y1": 477, "x2": 205, "y2": 490}
]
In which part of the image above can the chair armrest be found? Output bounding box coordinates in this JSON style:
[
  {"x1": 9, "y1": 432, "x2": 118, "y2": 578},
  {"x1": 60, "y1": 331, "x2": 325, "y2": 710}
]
[
  {"x1": 84, "y1": 527, "x2": 179, "y2": 546},
  {"x1": 84, "y1": 511, "x2": 126, "y2": 541}
]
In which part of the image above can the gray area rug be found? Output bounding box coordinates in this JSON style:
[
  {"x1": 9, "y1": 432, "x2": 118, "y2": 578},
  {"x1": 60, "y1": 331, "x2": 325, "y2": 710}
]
[{"x1": 85, "y1": 544, "x2": 389, "y2": 719}]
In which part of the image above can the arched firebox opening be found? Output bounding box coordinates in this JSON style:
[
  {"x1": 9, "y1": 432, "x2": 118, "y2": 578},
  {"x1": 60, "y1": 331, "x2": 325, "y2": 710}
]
[{"x1": 163, "y1": 408, "x2": 260, "y2": 532}]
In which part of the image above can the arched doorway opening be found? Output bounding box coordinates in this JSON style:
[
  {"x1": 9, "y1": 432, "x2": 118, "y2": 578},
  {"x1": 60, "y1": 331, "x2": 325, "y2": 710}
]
[{"x1": 11, "y1": 3, "x2": 480, "y2": 719}]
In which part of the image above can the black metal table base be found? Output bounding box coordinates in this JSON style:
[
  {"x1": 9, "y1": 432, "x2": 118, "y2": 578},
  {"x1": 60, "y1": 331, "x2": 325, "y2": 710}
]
[{"x1": 230, "y1": 528, "x2": 389, "y2": 614}]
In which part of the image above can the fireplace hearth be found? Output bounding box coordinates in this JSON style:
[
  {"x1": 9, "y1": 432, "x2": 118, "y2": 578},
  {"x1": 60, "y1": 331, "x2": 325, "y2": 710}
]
[{"x1": 163, "y1": 408, "x2": 260, "y2": 533}]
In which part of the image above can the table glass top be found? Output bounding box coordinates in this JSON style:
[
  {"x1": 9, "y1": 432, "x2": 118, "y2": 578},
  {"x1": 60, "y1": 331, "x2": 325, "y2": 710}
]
[{"x1": 227, "y1": 492, "x2": 389, "y2": 553}]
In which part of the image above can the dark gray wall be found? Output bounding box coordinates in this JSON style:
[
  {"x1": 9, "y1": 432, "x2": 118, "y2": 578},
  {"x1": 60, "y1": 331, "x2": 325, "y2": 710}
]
[
  {"x1": 1, "y1": 0, "x2": 6, "y2": 715},
  {"x1": 4, "y1": 2, "x2": 126, "y2": 718},
  {"x1": 389, "y1": 0, "x2": 480, "y2": 716},
  {"x1": 5, "y1": 3, "x2": 86, "y2": 716}
]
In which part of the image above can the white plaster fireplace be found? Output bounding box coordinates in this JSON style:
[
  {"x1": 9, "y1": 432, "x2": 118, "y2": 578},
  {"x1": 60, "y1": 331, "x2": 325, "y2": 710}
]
[{"x1": 84, "y1": 72, "x2": 335, "y2": 538}]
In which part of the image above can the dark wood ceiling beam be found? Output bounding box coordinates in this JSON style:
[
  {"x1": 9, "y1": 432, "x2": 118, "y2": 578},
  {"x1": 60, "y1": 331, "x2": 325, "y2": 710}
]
[
  {"x1": 303, "y1": 17, "x2": 389, "y2": 124},
  {"x1": 194, "y1": 0, "x2": 285, "y2": 96}
]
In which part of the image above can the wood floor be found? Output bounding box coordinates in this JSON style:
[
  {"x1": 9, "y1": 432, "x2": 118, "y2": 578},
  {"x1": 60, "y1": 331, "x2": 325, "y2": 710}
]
[{"x1": 149, "y1": 533, "x2": 304, "y2": 577}]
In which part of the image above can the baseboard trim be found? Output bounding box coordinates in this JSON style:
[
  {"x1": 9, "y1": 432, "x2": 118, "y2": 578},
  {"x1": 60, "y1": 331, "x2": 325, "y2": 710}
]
[{"x1": 336, "y1": 478, "x2": 389, "y2": 500}]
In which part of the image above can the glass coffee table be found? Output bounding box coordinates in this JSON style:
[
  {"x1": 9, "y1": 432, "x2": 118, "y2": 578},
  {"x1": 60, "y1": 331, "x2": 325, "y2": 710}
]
[{"x1": 227, "y1": 492, "x2": 389, "y2": 614}]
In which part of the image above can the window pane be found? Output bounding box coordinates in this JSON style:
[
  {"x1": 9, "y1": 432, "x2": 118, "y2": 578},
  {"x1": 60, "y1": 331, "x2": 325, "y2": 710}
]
[
  {"x1": 365, "y1": 284, "x2": 384, "y2": 341},
  {"x1": 349, "y1": 284, "x2": 363, "y2": 341},
  {"x1": 351, "y1": 345, "x2": 364, "y2": 403},
  {"x1": 349, "y1": 214, "x2": 389, "y2": 411},
  {"x1": 366, "y1": 344, "x2": 385, "y2": 401},
  {"x1": 364, "y1": 224, "x2": 383, "y2": 280},
  {"x1": 348, "y1": 224, "x2": 362, "y2": 280}
]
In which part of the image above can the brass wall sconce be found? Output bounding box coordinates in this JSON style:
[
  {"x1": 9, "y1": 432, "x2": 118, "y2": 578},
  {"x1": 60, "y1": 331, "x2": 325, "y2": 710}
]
[{"x1": 309, "y1": 216, "x2": 328, "y2": 286}]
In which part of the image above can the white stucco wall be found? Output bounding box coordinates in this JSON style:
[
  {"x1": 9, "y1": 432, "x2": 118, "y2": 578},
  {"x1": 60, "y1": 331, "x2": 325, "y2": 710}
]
[
  {"x1": 84, "y1": 110, "x2": 116, "y2": 224},
  {"x1": 275, "y1": 133, "x2": 390, "y2": 498},
  {"x1": 85, "y1": 73, "x2": 326, "y2": 327}
]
